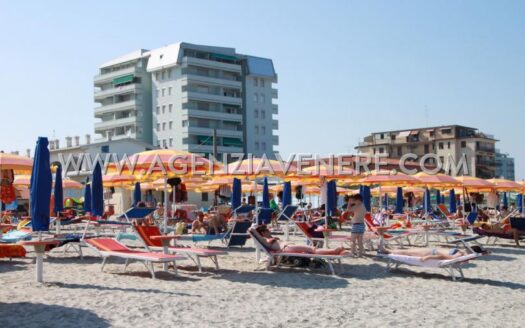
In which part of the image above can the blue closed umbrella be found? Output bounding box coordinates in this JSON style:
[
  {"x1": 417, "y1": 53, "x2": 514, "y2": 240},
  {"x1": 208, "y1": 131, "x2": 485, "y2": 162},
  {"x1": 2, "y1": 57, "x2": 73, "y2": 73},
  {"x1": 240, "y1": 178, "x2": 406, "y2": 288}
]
[
  {"x1": 436, "y1": 190, "x2": 441, "y2": 205},
  {"x1": 282, "y1": 181, "x2": 292, "y2": 208},
  {"x1": 133, "y1": 182, "x2": 142, "y2": 206},
  {"x1": 383, "y1": 193, "x2": 389, "y2": 210},
  {"x1": 517, "y1": 194, "x2": 523, "y2": 213},
  {"x1": 30, "y1": 137, "x2": 52, "y2": 232},
  {"x1": 502, "y1": 192, "x2": 508, "y2": 209},
  {"x1": 262, "y1": 177, "x2": 270, "y2": 208},
  {"x1": 395, "y1": 187, "x2": 403, "y2": 214},
  {"x1": 53, "y1": 164, "x2": 64, "y2": 215},
  {"x1": 441, "y1": 194, "x2": 445, "y2": 204},
  {"x1": 360, "y1": 185, "x2": 371, "y2": 212},
  {"x1": 424, "y1": 188, "x2": 432, "y2": 213},
  {"x1": 91, "y1": 162, "x2": 104, "y2": 217},
  {"x1": 231, "y1": 178, "x2": 241, "y2": 210},
  {"x1": 83, "y1": 177, "x2": 91, "y2": 213},
  {"x1": 326, "y1": 180, "x2": 337, "y2": 216},
  {"x1": 449, "y1": 189, "x2": 457, "y2": 213}
]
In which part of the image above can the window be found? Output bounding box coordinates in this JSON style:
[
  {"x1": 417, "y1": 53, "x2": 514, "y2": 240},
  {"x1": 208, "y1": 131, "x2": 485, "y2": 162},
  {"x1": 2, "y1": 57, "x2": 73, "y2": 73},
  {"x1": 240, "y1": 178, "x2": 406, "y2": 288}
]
[
  {"x1": 438, "y1": 142, "x2": 444, "y2": 150},
  {"x1": 447, "y1": 142, "x2": 451, "y2": 149},
  {"x1": 379, "y1": 147, "x2": 384, "y2": 154},
  {"x1": 156, "y1": 89, "x2": 159, "y2": 97},
  {"x1": 101, "y1": 145, "x2": 110, "y2": 153},
  {"x1": 253, "y1": 78, "x2": 258, "y2": 87},
  {"x1": 439, "y1": 156, "x2": 445, "y2": 165},
  {"x1": 254, "y1": 109, "x2": 259, "y2": 118},
  {"x1": 391, "y1": 135, "x2": 396, "y2": 140},
  {"x1": 168, "y1": 87, "x2": 172, "y2": 96},
  {"x1": 156, "y1": 106, "x2": 160, "y2": 114},
  {"x1": 163, "y1": 139, "x2": 167, "y2": 148},
  {"x1": 161, "y1": 70, "x2": 165, "y2": 80},
  {"x1": 424, "y1": 144, "x2": 430, "y2": 153},
  {"x1": 162, "y1": 88, "x2": 165, "y2": 97},
  {"x1": 156, "y1": 123, "x2": 160, "y2": 131},
  {"x1": 260, "y1": 94, "x2": 265, "y2": 104},
  {"x1": 169, "y1": 121, "x2": 173, "y2": 130},
  {"x1": 157, "y1": 139, "x2": 160, "y2": 147},
  {"x1": 262, "y1": 142, "x2": 266, "y2": 150},
  {"x1": 182, "y1": 120, "x2": 188, "y2": 127},
  {"x1": 397, "y1": 146, "x2": 402, "y2": 156},
  {"x1": 380, "y1": 133, "x2": 384, "y2": 139},
  {"x1": 261, "y1": 126, "x2": 266, "y2": 135},
  {"x1": 261, "y1": 110, "x2": 266, "y2": 119},
  {"x1": 461, "y1": 141, "x2": 467, "y2": 148},
  {"x1": 162, "y1": 105, "x2": 166, "y2": 114},
  {"x1": 260, "y1": 79, "x2": 265, "y2": 88},
  {"x1": 155, "y1": 72, "x2": 160, "y2": 80},
  {"x1": 162, "y1": 122, "x2": 166, "y2": 131},
  {"x1": 255, "y1": 142, "x2": 259, "y2": 150},
  {"x1": 429, "y1": 131, "x2": 435, "y2": 137},
  {"x1": 255, "y1": 126, "x2": 259, "y2": 135},
  {"x1": 169, "y1": 138, "x2": 173, "y2": 147},
  {"x1": 254, "y1": 93, "x2": 258, "y2": 103},
  {"x1": 169, "y1": 104, "x2": 173, "y2": 112},
  {"x1": 201, "y1": 192, "x2": 209, "y2": 202},
  {"x1": 167, "y1": 69, "x2": 171, "y2": 79}
]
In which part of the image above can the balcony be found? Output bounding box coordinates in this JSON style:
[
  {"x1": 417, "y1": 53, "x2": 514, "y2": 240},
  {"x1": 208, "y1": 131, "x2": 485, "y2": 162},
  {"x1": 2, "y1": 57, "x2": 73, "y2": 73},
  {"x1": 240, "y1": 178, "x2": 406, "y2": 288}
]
[
  {"x1": 181, "y1": 109, "x2": 242, "y2": 122},
  {"x1": 186, "y1": 126, "x2": 243, "y2": 138},
  {"x1": 181, "y1": 56, "x2": 242, "y2": 73},
  {"x1": 272, "y1": 120, "x2": 279, "y2": 130},
  {"x1": 272, "y1": 104, "x2": 278, "y2": 115},
  {"x1": 185, "y1": 144, "x2": 244, "y2": 154},
  {"x1": 94, "y1": 66, "x2": 137, "y2": 85},
  {"x1": 94, "y1": 116, "x2": 138, "y2": 131},
  {"x1": 94, "y1": 100, "x2": 137, "y2": 117},
  {"x1": 272, "y1": 135, "x2": 279, "y2": 145},
  {"x1": 94, "y1": 84, "x2": 139, "y2": 101},
  {"x1": 182, "y1": 75, "x2": 241, "y2": 89},
  {"x1": 182, "y1": 91, "x2": 242, "y2": 106},
  {"x1": 271, "y1": 88, "x2": 278, "y2": 99}
]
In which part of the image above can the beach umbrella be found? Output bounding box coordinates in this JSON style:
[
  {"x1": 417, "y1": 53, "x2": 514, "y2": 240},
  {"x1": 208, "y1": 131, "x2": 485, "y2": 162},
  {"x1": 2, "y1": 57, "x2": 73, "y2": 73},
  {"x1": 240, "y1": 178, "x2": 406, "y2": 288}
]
[
  {"x1": 502, "y1": 192, "x2": 508, "y2": 209},
  {"x1": 487, "y1": 178, "x2": 525, "y2": 193},
  {"x1": 413, "y1": 173, "x2": 462, "y2": 190},
  {"x1": 454, "y1": 176, "x2": 495, "y2": 193},
  {"x1": 282, "y1": 181, "x2": 292, "y2": 208},
  {"x1": 449, "y1": 189, "x2": 457, "y2": 213},
  {"x1": 360, "y1": 185, "x2": 371, "y2": 212},
  {"x1": 517, "y1": 194, "x2": 523, "y2": 213},
  {"x1": 395, "y1": 187, "x2": 403, "y2": 214},
  {"x1": 53, "y1": 164, "x2": 63, "y2": 215},
  {"x1": 383, "y1": 193, "x2": 389, "y2": 210},
  {"x1": 424, "y1": 188, "x2": 432, "y2": 213},
  {"x1": 441, "y1": 194, "x2": 445, "y2": 204},
  {"x1": 91, "y1": 162, "x2": 104, "y2": 217},
  {"x1": 231, "y1": 178, "x2": 242, "y2": 210},
  {"x1": 0, "y1": 152, "x2": 33, "y2": 173},
  {"x1": 359, "y1": 171, "x2": 418, "y2": 187},
  {"x1": 133, "y1": 182, "x2": 141, "y2": 206},
  {"x1": 83, "y1": 177, "x2": 91, "y2": 213},
  {"x1": 222, "y1": 157, "x2": 293, "y2": 178},
  {"x1": 262, "y1": 177, "x2": 270, "y2": 208},
  {"x1": 103, "y1": 173, "x2": 136, "y2": 188},
  {"x1": 436, "y1": 190, "x2": 442, "y2": 205},
  {"x1": 328, "y1": 180, "x2": 338, "y2": 216},
  {"x1": 30, "y1": 137, "x2": 52, "y2": 232}
]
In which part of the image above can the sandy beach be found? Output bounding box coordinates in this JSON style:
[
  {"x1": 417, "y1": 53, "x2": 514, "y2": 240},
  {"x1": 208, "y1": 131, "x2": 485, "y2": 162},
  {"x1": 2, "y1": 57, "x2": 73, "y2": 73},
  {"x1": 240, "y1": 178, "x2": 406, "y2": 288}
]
[{"x1": 2, "y1": 235, "x2": 525, "y2": 328}]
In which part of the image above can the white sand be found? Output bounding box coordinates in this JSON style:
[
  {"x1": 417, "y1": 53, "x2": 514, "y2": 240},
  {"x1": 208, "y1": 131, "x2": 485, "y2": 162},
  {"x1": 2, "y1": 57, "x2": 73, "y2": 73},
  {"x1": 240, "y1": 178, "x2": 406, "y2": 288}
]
[{"x1": 1, "y1": 236, "x2": 525, "y2": 328}]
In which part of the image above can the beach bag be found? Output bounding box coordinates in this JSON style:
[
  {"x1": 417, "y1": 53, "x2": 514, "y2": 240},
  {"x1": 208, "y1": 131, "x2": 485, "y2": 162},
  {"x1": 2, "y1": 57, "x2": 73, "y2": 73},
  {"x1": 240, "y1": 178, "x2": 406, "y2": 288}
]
[{"x1": 280, "y1": 256, "x2": 311, "y2": 267}]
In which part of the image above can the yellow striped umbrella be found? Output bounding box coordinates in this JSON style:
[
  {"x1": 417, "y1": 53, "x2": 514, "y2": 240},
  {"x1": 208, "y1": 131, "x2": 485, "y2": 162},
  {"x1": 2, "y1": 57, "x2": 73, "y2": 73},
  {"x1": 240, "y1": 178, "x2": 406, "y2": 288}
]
[
  {"x1": 413, "y1": 172, "x2": 462, "y2": 190},
  {"x1": 454, "y1": 176, "x2": 495, "y2": 193},
  {"x1": 486, "y1": 178, "x2": 525, "y2": 192},
  {"x1": 0, "y1": 153, "x2": 33, "y2": 173}
]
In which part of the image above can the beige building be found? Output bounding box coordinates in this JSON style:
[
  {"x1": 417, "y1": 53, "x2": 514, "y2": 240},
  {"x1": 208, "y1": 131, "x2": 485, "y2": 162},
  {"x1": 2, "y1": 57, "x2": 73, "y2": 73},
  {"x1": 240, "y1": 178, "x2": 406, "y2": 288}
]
[{"x1": 355, "y1": 125, "x2": 497, "y2": 178}]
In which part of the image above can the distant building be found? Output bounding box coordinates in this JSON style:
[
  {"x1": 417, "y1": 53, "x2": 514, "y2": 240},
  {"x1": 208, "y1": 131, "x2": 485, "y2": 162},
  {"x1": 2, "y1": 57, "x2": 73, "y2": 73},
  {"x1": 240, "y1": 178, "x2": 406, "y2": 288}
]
[
  {"x1": 355, "y1": 125, "x2": 498, "y2": 178},
  {"x1": 93, "y1": 42, "x2": 279, "y2": 160},
  {"x1": 495, "y1": 150, "x2": 515, "y2": 180}
]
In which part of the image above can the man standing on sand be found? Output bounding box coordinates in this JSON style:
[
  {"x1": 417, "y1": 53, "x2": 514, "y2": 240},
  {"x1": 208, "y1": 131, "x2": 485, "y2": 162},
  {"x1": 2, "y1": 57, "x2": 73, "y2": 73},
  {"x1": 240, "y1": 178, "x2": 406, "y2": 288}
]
[{"x1": 348, "y1": 194, "x2": 366, "y2": 257}]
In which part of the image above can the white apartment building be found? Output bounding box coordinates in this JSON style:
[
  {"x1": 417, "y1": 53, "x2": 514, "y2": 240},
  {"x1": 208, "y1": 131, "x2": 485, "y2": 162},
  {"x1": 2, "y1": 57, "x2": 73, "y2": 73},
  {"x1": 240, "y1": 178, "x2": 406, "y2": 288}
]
[{"x1": 94, "y1": 42, "x2": 278, "y2": 160}]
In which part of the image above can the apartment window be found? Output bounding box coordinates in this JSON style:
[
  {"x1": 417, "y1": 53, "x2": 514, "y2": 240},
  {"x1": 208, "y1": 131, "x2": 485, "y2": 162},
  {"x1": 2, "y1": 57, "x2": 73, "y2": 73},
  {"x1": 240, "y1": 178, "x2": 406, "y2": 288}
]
[
  {"x1": 254, "y1": 78, "x2": 258, "y2": 87},
  {"x1": 155, "y1": 72, "x2": 160, "y2": 80},
  {"x1": 255, "y1": 126, "x2": 259, "y2": 135},
  {"x1": 438, "y1": 142, "x2": 444, "y2": 150},
  {"x1": 260, "y1": 94, "x2": 266, "y2": 104},
  {"x1": 260, "y1": 79, "x2": 265, "y2": 88},
  {"x1": 379, "y1": 147, "x2": 384, "y2": 154},
  {"x1": 255, "y1": 142, "x2": 259, "y2": 150},
  {"x1": 163, "y1": 139, "x2": 167, "y2": 148},
  {"x1": 254, "y1": 93, "x2": 259, "y2": 103},
  {"x1": 167, "y1": 69, "x2": 172, "y2": 79},
  {"x1": 157, "y1": 139, "x2": 160, "y2": 147},
  {"x1": 442, "y1": 128, "x2": 452, "y2": 135},
  {"x1": 424, "y1": 144, "x2": 430, "y2": 153},
  {"x1": 461, "y1": 141, "x2": 467, "y2": 148},
  {"x1": 162, "y1": 105, "x2": 166, "y2": 114},
  {"x1": 156, "y1": 123, "x2": 160, "y2": 131},
  {"x1": 439, "y1": 156, "x2": 445, "y2": 165},
  {"x1": 169, "y1": 104, "x2": 173, "y2": 112},
  {"x1": 429, "y1": 131, "x2": 435, "y2": 137},
  {"x1": 162, "y1": 88, "x2": 166, "y2": 97},
  {"x1": 182, "y1": 120, "x2": 188, "y2": 127},
  {"x1": 397, "y1": 146, "x2": 402, "y2": 156},
  {"x1": 262, "y1": 142, "x2": 266, "y2": 150},
  {"x1": 101, "y1": 145, "x2": 110, "y2": 153},
  {"x1": 169, "y1": 121, "x2": 173, "y2": 130},
  {"x1": 162, "y1": 122, "x2": 166, "y2": 131},
  {"x1": 447, "y1": 142, "x2": 451, "y2": 149},
  {"x1": 380, "y1": 133, "x2": 384, "y2": 140},
  {"x1": 201, "y1": 192, "x2": 209, "y2": 202},
  {"x1": 156, "y1": 106, "x2": 160, "y2": 114},
  {"x1": 261, "y1": 110, "x2": 266, "y2": 119},
  {"x1": 161, "y1": 70, "x2": 165, "y2": 80},
  {"x1": 261, "y1": 126, "x2": 266, "y2": 135},
  {"x1": 169, "y1": 138, "x2": 173, "y2": 147},
  {"x1": 391, "y1": 135, "x2": 396, "y2": 140},
  {"x1": 168, "y1": 87, "x2": 172, "y2": 96},
  {"x1": 254, "y1": 109, "x2": 259, "y2": 118}
]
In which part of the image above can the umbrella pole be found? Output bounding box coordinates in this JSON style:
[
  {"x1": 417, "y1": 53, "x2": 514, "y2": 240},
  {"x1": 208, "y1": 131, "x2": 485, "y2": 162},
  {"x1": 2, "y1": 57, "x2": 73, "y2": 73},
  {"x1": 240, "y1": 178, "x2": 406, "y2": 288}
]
[{"x1": 163, "y1": 177, "x2": 168, "y2": 233}]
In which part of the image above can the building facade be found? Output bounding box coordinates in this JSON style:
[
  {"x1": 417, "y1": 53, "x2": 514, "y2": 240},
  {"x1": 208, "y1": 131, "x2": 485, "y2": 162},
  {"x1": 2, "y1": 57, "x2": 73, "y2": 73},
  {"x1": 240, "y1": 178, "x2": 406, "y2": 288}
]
[
  {"x1": 355, "y1": 125, "x2": 498, "y2": 178},
  {"x1": 94, "y1": 43, "x2": 278, "y2": 160},
  {"x1": 495, "y1": 150, "x2": 515, "y2": 180}
]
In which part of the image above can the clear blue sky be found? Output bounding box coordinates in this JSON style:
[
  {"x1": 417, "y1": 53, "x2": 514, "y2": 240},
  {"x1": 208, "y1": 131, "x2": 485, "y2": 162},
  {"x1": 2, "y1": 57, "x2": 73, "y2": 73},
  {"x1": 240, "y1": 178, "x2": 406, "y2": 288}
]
[{"x1": 1, "y1": 1, "x2": 524, "y2": 179}]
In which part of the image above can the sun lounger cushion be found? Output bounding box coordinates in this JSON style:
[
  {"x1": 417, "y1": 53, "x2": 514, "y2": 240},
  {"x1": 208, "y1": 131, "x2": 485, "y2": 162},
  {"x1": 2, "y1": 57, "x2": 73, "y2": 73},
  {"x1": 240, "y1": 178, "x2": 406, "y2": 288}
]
[
  {"x1": 384, "y1": 253, "x2": 478, "y2": 268},
  {"x1": 0, "y1": 244, "x2": 26, "y2": 258},
  {"x1": 0, "y1": 230, "x2": 32, "y2": 243}
]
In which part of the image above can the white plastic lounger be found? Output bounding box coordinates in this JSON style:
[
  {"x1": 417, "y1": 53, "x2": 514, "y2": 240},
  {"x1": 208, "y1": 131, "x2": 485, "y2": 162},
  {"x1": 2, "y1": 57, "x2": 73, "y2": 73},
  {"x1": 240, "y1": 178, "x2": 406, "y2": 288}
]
[{"x1": 381, "y1": 253, "x2": 480, "y2": 281}]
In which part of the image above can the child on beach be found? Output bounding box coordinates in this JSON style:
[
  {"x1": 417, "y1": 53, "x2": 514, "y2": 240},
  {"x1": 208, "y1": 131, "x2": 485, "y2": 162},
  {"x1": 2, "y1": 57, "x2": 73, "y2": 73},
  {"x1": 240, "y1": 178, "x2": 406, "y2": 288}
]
[{"x1": 348, "y1": 194, "x2": 366, "y2": 257}]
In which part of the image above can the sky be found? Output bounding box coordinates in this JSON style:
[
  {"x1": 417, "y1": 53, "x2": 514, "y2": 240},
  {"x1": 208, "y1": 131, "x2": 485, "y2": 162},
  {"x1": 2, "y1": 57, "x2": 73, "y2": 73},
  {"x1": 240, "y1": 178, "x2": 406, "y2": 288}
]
[{"x1": 0, "y1": 1, "x2": 524, "y2": 178}]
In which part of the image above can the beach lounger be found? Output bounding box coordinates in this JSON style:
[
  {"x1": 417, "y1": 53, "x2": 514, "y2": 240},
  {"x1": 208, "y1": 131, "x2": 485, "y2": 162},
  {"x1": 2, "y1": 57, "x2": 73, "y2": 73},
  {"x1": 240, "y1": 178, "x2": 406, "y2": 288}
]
[
  {"x1": 276, "y1": 205, "x2": 299, "y2": 239},
  {"x1": 118, "y1": 207, "x2": 156, "y2": 223},
  {"x1": 0, "y1": 230, "x2": 32, "y2": 243},
  {"x1": 225, "y1": 220, "x2": 253, "y2": 247},
  {"x1": 84, "y1": 238, "x2": 186, "y2": 279},
  {"x1": 248, "y1": 229, "x2": 351, "y2": 275},
  {"x1": 133, "y1": 224, "x2": 227, "y2": 272},
  {"x1": 380, "y1": 252, "x2": 481, "y2": 281}
]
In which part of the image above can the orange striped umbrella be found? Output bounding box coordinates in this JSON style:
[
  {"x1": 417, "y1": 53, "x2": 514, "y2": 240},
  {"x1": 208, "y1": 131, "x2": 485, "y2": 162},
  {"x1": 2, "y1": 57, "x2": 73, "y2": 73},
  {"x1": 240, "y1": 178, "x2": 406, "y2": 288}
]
[
  {"x1": 220, "y1": 158, "x2": 294, "y2": 178},
  {"x1": 103, "y1": 174, "x2": 137, "y2": 187},
  {"x1": 0, "y1": 153, "x2": 33, "y2": 173},
  {"x1": 413, "y1": 172, "x2": 462, "y2": 189},
  {"x1": 360, "y1": 171, "x2": 418, "y2": 186},
  {"x1": 14, "y1": 175, "x2": 82, "y2": 189},
  {"x1": 486, "y1": 178, "x2": 525, "y2": 192},
  {"x1": 371, "y1": 186, "x2": 425, "y2": 196},
  {"x1": 454, "y1": 176, "x2": 495, "y2": 192}
]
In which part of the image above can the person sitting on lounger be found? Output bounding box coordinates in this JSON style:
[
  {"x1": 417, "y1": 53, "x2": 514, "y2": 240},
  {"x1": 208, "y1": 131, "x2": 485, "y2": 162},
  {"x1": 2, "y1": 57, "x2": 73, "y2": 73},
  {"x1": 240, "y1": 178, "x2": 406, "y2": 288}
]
[
  {"x1": 253, "y1": 225, "x2": 347, "y2": 255},
  {"x1": 191, "y1": 212, "x2": 208, "y2": 234},
  {"x1": 379, "y1": 245, "x2": 486, "y2": 261}
]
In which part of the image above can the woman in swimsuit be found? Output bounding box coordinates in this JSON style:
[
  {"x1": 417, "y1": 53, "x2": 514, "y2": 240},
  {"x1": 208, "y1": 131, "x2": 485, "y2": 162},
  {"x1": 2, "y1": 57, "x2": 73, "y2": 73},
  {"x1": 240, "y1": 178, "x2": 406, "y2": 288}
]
[{"x1": 379, "y1": 245, "x2": 486, "y2": 261}]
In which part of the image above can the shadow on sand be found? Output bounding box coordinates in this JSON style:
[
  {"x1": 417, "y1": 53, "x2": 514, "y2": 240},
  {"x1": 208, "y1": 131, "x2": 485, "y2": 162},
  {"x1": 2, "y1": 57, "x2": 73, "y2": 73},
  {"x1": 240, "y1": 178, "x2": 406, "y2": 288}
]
[
  {"x1": 0, "y1": 302, "x2": 110, "y2": 327},
  {"x1": 0, "y1": 260, "x2": 29, "y2": 274},
  {"x1": 49, "y1": 282, "x2": 196, "y2": 297}
]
